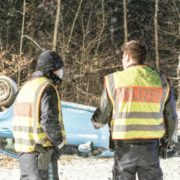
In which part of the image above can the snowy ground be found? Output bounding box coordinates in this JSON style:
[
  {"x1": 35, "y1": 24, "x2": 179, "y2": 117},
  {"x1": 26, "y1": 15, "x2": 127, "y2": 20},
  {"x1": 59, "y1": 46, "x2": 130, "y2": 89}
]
[
  {"x1": 0, "y1": 111, "x2": 180, "y2": 180},
  {"x1": 0, "y1": 154, "x2": 180, "y2": 180}
]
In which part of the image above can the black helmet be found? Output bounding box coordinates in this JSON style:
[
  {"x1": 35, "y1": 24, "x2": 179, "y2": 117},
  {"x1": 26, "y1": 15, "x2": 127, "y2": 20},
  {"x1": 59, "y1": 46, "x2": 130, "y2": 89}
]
[{"x1": 38, "y1": 50, "x2": 64, "y2": 72}]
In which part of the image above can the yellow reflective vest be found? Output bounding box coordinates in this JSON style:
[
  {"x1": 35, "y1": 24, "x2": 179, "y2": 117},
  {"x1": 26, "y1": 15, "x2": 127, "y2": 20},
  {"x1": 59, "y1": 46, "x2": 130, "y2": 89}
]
[
  {"x1": 105, "y1": 65, "x2": 170, "y2": 140},
  {"x1": 13, "y1": 77, "x2": 67, "y2": 152}
]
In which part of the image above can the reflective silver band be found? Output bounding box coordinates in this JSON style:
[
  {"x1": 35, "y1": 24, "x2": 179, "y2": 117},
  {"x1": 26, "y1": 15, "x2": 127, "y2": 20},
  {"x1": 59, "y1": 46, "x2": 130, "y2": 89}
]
[
  {"x1": 13, "y1": 126, "x2": 44, "y2": 134},
  {"x1": 113, "y1": 112, "x2": 163, "y2": 119},
  {"x1": 112, "y1": 123, "x2": 165, "y2": 132},
  {"x1": 15, "y1": 137, "x2": 48, "y2": 146},
  {"x1": 111, "y1": 73, "x2": 169, "y2": 120}
]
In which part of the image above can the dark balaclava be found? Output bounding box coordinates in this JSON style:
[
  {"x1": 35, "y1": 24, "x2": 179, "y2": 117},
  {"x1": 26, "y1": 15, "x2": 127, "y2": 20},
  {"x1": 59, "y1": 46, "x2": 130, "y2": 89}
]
[
  {"x1": 37, "y1": 50, "x2": 64, "y2": 85},
  {"x1": 38, "y1": 50, "x2": 64, "y2": 72}
]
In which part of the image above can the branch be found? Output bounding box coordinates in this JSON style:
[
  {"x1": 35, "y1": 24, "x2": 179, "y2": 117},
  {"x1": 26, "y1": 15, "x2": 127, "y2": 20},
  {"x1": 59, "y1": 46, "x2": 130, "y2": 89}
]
[
  {"x1": 94, "y1": 0, "x2": 105, "y2": 56},
  {"x1": 16, "y1": 11, "x2": 23, "y2": 15},
  {"x1": 168, "y1": 77, "x2": 179, "y2": 80},
  {"x1": 172, "y1": 0, "x2": 180, "y2": 19},
  {"x1": 72, "y1": 84, "x2": 100, "y2": 100},
  {"x1": 131, "y1": 21, "x2": 179, "y2": 39},
  {"x1": 66, "y1": 0, "x2": 83, "y2": 53},
  {"x1": 73, "y1": 65, "x2": 122, "y2": 79},
  {"x1": 23, "y1": 35, "x2": 45, "y2": 51},
  {"x1": 173, "y1": 84, "x2": 180, "y2": 89}
]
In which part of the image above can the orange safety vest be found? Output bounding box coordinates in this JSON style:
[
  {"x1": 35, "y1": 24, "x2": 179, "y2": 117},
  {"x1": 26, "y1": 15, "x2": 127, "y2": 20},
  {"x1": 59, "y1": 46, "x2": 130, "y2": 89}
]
[
  {"x1": 13, "y1": 77, "x2": 67, "y2": 152},
  {"x1": 105, "y1": 65, "x2": 170, "y2": 140}
]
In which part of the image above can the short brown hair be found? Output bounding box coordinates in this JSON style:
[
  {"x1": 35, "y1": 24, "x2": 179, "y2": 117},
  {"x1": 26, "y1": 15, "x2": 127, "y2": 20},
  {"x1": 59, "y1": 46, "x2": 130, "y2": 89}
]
[{"x1": 121, "y1": 40, "x2": 146, "y2": 64}]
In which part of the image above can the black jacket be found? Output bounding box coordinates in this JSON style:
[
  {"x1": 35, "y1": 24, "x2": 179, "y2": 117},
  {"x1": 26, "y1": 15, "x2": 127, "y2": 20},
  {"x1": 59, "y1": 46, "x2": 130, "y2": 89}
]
[
  {"x1": 91, "y1": 64, "x2": 178, "y2": 145},
  {"x1": 31, "y1": 70, "x2": 64, "y2": 158}
]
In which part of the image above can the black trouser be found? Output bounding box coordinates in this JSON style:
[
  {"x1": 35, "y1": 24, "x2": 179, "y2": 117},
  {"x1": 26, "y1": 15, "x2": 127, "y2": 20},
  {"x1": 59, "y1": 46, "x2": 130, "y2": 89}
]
[
  {"x1": 112, "y1": 142, "x2": 163, "y2": 180},
  {"x1": 18, "y1": 153, "x2": 59, "y2": 180}
]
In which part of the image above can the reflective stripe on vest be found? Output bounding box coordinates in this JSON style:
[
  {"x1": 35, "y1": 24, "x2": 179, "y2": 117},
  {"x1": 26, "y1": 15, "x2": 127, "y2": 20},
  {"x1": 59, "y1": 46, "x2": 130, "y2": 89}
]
[
  {"x1": 105, "y1": 65, "x2": 170, "y2": 140},
  {"x1": 13, "y1": 77, "x2": 67, "y2": 152}
]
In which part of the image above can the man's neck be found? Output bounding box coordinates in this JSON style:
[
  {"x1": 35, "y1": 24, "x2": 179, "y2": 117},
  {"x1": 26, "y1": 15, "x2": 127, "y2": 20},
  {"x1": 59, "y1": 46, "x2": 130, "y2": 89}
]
[{"x1": 126, "y1": 62, "x2": 143, "y2": 69}]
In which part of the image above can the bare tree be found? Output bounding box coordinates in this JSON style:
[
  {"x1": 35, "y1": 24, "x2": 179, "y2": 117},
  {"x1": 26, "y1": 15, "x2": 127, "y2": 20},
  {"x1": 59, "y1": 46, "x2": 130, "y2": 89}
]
[
  {"x1": 53, "y1": 0, "x2": 61, "y2": 51},
  {"x1": 27, "y1": 0, "x2": 35, "y2": 78},
  {"x1": 94, "y1": 0, "x2": 105, "y2": 56},
  {"x1": 178, "y1": 11, "x2": 180, "y2": 106},
  {"x1": 172, "y1": 0, "x2": 180, "y2": 106},
  {"x1": 123, "y1": 0, "x2": 128, "y2": 43},
  {"x1": 58, "y1": 0, "x2": 83, "y2": 101},
  {"x1": 66, "y1": 0, "x2": 83, "y2": 55},
  {"x1": 18, "y1": 0, "x2": 26, "y2": 88},
  {"x1": 155, "y1": 0, "x2": 159, "y2": 71},
  {"x1": 85, "y1": 0, "x2": 105, "y2": 104}
]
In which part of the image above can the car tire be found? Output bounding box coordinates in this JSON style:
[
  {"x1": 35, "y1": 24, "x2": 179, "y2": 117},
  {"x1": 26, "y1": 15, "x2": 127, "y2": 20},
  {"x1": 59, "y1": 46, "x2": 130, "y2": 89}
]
[{"x1": 0, "y1": 76, "x2": 18, "y2": 106}]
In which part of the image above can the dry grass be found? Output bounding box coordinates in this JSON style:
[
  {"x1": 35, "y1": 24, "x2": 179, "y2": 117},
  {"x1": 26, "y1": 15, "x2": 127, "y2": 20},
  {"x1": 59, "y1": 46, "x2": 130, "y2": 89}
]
[
  {"x1": 59, "y1": 155, "x2": 79, "y2": 162},
  {"x1": 0, "y1": 154, "x2": 19, "y2": 169}
]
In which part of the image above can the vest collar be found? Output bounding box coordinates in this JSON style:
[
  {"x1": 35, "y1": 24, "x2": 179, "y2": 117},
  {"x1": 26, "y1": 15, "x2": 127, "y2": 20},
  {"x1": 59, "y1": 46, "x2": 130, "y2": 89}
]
[
  {"x1": 32, "y1": 70, "x2": 62, "y2": 85},
  {"x1": 126, "y1": 63, "x2": 146, "y2": 69}
]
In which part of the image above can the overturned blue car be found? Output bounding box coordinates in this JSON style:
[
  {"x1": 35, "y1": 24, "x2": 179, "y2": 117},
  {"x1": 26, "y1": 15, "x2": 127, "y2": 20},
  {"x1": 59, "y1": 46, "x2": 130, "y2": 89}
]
[
  {"x1": 0, "y1": 76, "x2": 179, "y2": 159},
  {"x1": 0, "y1": 76, "x2": 113, "y2": 159}
]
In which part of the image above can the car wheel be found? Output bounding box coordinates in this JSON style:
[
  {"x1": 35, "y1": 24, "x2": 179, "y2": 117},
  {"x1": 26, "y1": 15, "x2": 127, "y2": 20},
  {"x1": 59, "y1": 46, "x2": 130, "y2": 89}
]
[{"x1": 0, "y1": 76, "x2": 18, "y2": 106}]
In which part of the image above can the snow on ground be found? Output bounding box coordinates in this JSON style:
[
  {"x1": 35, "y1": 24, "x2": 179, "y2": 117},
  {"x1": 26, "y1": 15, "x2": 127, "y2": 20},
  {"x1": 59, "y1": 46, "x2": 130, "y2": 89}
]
[
  {"x1": 1, "y1": 111, "x2": 180, "y2": 180},
  {"x1": 0, "y1": 154, "x2": 180, "y2": 180}
]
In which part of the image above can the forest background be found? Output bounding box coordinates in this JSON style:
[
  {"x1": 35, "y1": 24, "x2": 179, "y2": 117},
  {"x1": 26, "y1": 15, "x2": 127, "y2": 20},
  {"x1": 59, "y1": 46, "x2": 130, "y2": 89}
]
[{"x1": 0, "y1": 0, "x2": 180, "y2": 107}]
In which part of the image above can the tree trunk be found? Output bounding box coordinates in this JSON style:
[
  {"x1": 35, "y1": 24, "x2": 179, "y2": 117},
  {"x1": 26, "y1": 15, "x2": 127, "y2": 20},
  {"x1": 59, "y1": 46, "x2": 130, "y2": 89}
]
[
  {"x1": 59, "y1": 11, "x2": 67, "y2": 101},
  {"x1": 53, "y1": 0, "x2": 61, "y2": 51},
  {"x1": 172, "y1": 0, "x2": 180, "y2": 107},
  {"x1": 95, "y1": 0, "x2": 105, "y2": 56},
  {"x1": 66, "y1": 0, "x2": 83, "y2": 53},
  {"x1": 176, "y1": 20, "x2": 180, "y2": 107},
  {"x1": 6, "y1": 27, "x2": 9, "y2": 51},
  {"x1": 155, "y1": 0, "x2": 159, "y2": 71},
  {"x1": 177, "y1": 55, "x2": 180, "y2": 107},
  {"x1": 123, "y1": 0, "x2": 128, "y2": 43},
  {"x1": 85, "y1": 74, "x2": 90, "y2": 105},
  {"x1": 27, "y1": 0, "x2": 35, "y2": 78},
  {"x1": 18, "y1": 0, "x2": 26, "y2": 88},
  {"x1": 60, "y1": 0, "x2": 83, "y2": 101},
  {"x1": 0, "y1": 37, "x2": 2, "y2": 52}
]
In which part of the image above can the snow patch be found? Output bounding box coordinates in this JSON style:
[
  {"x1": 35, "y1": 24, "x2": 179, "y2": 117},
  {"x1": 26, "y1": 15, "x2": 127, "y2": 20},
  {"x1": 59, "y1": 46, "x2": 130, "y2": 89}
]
[
  {"x1": 0, "y1": 155, "x2": 180, "y2": 180},
  {"x1": 77, "y1": 134, "x2": 98, "y2": 139}
]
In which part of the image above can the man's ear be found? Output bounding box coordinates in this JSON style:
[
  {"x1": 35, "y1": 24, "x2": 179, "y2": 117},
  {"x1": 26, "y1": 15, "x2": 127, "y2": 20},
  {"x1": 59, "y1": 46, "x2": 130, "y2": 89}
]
[{"x1": 127, "y1": 54, "x2": 131, "y2": 62}]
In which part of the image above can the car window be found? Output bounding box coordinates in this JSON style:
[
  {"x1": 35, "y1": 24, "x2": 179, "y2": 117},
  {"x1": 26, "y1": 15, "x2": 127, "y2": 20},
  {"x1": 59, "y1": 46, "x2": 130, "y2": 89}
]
[{"x1": 0, "y1": 137, "x2": 17, "y2": 156}]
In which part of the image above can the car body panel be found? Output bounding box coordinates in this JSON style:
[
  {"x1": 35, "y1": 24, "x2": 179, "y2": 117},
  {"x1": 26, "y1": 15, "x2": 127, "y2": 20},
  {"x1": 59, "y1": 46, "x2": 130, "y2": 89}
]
[
  {"x1": 0, "y1": 101, "x2": 114, "y2": 158},
  {"x1": 0, "y1": 104, "x2": 14, "y2": 138}
]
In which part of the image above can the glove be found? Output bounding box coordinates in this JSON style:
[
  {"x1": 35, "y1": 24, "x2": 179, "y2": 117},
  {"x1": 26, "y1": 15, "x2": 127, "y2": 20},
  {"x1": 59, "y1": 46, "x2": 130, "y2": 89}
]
[
  {"x1": 109, "y1": 130, "x2": 114, "y2": 152},
  {"x1": 162, "y1": 133, "x2": 168, "y2": 143},
  {"x1": 93, "y1": 125, "x2": 100, "y2": 130},
  {"x1": 52, "y1": 145, "x2": 65, "y2": 160},
  {"x1": 91, "y1": 118, "x2": 100, "y2": 130}
]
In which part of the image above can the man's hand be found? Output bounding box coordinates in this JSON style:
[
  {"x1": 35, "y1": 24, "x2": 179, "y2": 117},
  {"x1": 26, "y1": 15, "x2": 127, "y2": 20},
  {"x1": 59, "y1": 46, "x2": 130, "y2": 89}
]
[
  {"x1": 93, "y1": 125, "x2": 100, "y2": 130},
  {"x1": 91, "y1": 118, "x2": 100, "y2": 129}
]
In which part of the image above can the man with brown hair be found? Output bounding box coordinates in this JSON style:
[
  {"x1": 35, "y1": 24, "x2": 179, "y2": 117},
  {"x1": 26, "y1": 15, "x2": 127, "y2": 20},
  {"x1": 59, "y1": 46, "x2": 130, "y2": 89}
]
[{"x1": 91, "y1": 40, "x2": 178, "y2": 180}]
